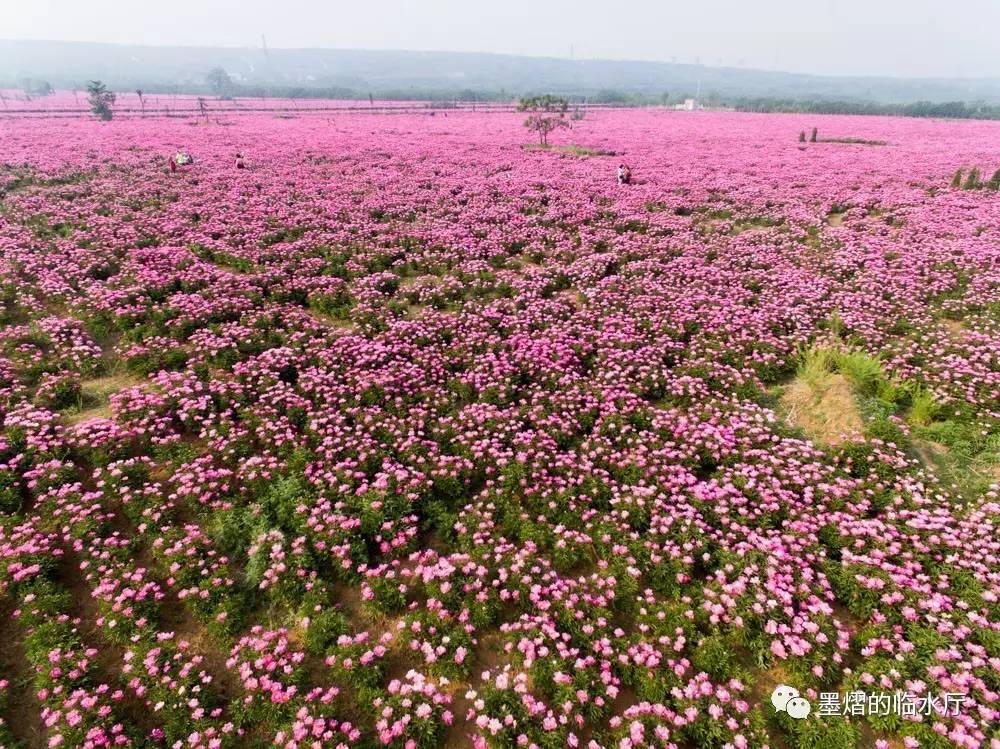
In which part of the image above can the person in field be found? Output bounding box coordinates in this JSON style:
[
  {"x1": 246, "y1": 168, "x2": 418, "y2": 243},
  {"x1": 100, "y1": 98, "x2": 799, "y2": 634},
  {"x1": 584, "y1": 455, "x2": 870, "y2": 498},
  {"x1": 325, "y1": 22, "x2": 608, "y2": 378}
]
[
  {"x1": 235, "y1": 152, "x2": 246, "y2": 170},
  {"x1": 617, "y1": 164, "x2": 633, "y2": 185},
  {"x1": 168, "y1": 151, "x2": 194, "y2": 173}
]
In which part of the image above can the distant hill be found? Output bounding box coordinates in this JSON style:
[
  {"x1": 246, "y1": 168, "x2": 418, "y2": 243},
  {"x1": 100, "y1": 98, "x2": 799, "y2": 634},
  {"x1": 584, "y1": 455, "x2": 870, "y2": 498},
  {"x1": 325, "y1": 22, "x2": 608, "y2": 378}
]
[{"x1": 3, "y1": 39, "x2": 1000, "y2": 104}]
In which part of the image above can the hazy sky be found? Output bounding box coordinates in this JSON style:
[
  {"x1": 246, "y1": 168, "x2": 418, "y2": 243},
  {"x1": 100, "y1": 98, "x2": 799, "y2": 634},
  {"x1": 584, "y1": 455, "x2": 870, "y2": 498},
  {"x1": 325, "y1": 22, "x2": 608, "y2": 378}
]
[{"x1": 4, "y1": 0, "x2": 999, "y2": 78}]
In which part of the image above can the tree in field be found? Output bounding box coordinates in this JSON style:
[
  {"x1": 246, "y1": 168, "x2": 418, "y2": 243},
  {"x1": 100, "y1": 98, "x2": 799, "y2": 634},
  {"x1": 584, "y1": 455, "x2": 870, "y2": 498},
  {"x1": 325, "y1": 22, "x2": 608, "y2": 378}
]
[
  {"x1": 951, "y1": 169, "x2": 964, "y2": 188},
  {"x1": 799, "y1": 131, "x2": 806, "y2": 142},
  {"x1": 206, "y1": 67, "x2": 233, "y2": 97},
  {"x1": 963, "y1": 168, "x2": 981, "y2": 190},
  {"x1": 86, "y1": 80, "x2": 116, "y2": 121},
  {"x1": 518, "y1": 95, "x2": 571, "y2": 146},
  {"x1": 987, "y1": 168, "x2": 1000, "y2": 191},
  {"x1": 136, "y1": 89, "x2": 145, "y2": 115},
  {"x1": 21, "y1": 79, "x2": 53, "y2": 97},
  {"x1": 810, "y1": 127, "x2": 818, "y2": 143}
]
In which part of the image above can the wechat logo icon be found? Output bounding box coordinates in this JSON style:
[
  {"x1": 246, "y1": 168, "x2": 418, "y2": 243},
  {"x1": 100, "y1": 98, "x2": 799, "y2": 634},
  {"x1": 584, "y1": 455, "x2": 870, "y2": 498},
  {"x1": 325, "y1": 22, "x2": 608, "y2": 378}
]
[{"x1": 771, "y1": 685, "x2": 811, "y2": 720}]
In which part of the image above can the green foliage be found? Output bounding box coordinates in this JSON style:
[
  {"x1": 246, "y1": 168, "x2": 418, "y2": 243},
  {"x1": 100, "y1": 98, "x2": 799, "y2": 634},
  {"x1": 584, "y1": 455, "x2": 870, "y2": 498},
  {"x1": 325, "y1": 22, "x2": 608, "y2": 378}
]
[
  {"x1": 517, "y1": 95, "x2": 571, "y2": 146},
  {"x1": 308, "y1": 289, "x2": 354, "y2": 319},
  {"x1": 209, "y1": 505, "x2": 261, "y2": 559},
  {"x1": 736, "y1": 97, "x2": 1000, "y2": 121},
  {"x1": 798, "y1": 346, "x2": 834, "y2": 388},
  {"x1": 303, "y1": 607, "x2": 350, "y2": 656},
  {"x1": 914, "y1": 417, "x2": 1000, "y2": 503},
  {"x1": 0, "y1": 470, "x2": 25, "y2": 513},
  {"x1": 691, "y1": 634, "x2": 738, "y2": 680},
  {"x1": 951, "y1": 169, "x2": 964, "y2": 188},
  {"x1": 259, "y1": 474, "x2": 312, "y2": 534},
  {"x1": 826, "y1": 560, "x2": 882, "y2": 620},
  {"x1": 833, "y1": 349, "x2": 884, "y2": 396},
  {"x1": 86, "y1": 80, "x2": 115, "y2": 121},
  {"x1": 827, "y1": 310, "x2": 846, "y2": 338},
  {"x1": 963, "y1": 167, "x2": 981, "y2": 190},
  {"x1": 820, "y1": 137, "x2": 887, "y2": 146},
  {"x1": 36, "y1": 376, "x2": 82, "y2": 410},
  {"x1": 125, "y1": 344, "x2": 188, "y2": 376},
  {"x1": 907, "y1": 386, "x2": 938, "y2": 426},
  {"x1": 817, "y1": 522, "x2": 847, "y2": 560},
  {"x1": 780, "y1": 713, "x2": 859, "y2": 749}
]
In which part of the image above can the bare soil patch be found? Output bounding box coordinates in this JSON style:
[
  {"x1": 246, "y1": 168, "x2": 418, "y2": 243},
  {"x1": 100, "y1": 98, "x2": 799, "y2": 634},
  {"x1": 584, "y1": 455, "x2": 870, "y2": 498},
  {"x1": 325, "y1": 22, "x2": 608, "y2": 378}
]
[{"x1": 0, "y1": 606, "x2": 46, "y2": 749}]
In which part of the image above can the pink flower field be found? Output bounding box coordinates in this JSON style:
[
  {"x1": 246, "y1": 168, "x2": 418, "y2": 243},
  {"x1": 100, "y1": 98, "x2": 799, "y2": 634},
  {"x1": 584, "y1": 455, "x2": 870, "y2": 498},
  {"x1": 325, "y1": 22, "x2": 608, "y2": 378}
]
[{"x1": 0, "y1": 106, "x2": 998, "y2": 749}]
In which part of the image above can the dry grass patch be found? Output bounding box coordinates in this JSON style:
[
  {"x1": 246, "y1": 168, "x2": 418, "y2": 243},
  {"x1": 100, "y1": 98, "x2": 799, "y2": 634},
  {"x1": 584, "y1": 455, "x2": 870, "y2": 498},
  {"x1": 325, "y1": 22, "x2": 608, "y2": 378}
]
[
  {"x1": 158, "y1": 601, "x2": 242, "y2": 699},
  {"x1": 521, "y1": 144, "x2": 617, "y2": 157},
  {"x1": 559, "y1": 289, "x2": 587, "y2": 309},
  {"x1": 750, "y1": 663, "x2": 792, "y2": 706},
  {"x1": 913, "y1": 438, "x2": 948, "y2": 464},
  {"x1": 748, "y1": 664, "x2": 796, "y2": 749},
  {"x1": 304, "y1": 308, "x2": 358, "y2": 332},
  {"x1": 781, "y1": 349, "x2": 864, "y2": 445},
  {"x1": 943, "y1": 318, "x2": 965, "y2": 339},
  {"x1": 63, "y1": 372, "x2": 145, "y2": 424}
]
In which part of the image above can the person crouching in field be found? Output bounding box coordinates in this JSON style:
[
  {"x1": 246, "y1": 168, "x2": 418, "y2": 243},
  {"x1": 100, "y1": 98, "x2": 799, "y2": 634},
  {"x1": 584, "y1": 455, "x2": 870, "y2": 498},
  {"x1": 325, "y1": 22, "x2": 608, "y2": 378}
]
[
  {"x1": 168, "y1": 151, "x2": 193, "y2": 173},
  {"x1": 235, "y1": 152, "x2": 246, "y2": 170},
  {"x1": 617, "y1": 164, "x2": 632, "y2": 185}
]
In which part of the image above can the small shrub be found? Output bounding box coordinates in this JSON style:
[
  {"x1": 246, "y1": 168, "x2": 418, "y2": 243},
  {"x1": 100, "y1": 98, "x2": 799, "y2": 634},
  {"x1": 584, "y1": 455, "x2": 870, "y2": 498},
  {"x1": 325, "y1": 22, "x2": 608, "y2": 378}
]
[
  {"x1": 834, "y1": 349, "x2": 883, "y2": 395},
  {"x1": 908, "y1": 386, "x2": 938, "y2": 426},
  {"x1": 34, "y1": 372, "x2": 82, "y2": 410},
  {"x1": 798, "y1": 346, "x2": 834, "y2": 388}
]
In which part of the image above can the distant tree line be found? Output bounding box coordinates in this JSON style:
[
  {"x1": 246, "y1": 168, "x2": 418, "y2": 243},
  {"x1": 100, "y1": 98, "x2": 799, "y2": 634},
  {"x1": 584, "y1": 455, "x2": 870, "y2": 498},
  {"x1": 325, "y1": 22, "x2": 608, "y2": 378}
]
[
  {"x1": 19, "y1": 65, "x2": 1000, "y2": 122},
  {"x1": 733, "y1": 97, "x2": 1000, "y2": 120}
]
